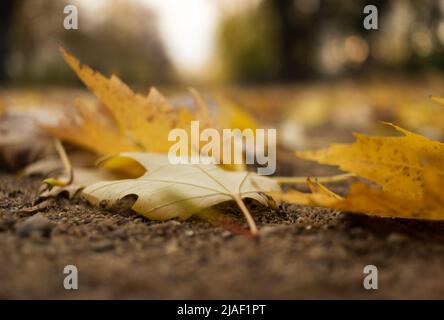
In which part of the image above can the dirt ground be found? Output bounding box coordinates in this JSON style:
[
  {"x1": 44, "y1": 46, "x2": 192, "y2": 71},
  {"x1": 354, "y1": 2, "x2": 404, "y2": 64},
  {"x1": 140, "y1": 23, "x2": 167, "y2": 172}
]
[{"x1": 1, "y1": 169, "x2": 444, "y2": 300}]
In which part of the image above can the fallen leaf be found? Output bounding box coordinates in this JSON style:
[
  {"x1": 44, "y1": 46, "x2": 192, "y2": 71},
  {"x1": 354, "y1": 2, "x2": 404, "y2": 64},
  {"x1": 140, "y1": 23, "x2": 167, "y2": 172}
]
[
  {"x1": 42, "y1": 49, "x2": 258, "y2": 163},
  {"x1": 22, "y1": 155, "x2": 118, "y2": 200},
  {"x1": 41, "y1": 167, "x2": 117, "y2": 199},
  {"x1": 82, "y1": 152, "x2": 280, "y2": 235},
  {"x1": 43, "y1": 98, "x2": 137, "y2": 155},
  {"x1": 277, "y1": 169, "x2": 444, "y2": 220},
  {"x1": 42, "y1": 49, "x2": 197, "y2": 154},
  {"x1": 288, "y1": 123, "x2": 444, "y2": 220},
  {"x1": 0, "y1": 109, "x2": 52, "y2": 170},
  {"x1": 296, "y1": 123, "x2": 444, "y2": 200},
  {"x1": 270, "y1": 178, "x2": 343, "y2": 206}
]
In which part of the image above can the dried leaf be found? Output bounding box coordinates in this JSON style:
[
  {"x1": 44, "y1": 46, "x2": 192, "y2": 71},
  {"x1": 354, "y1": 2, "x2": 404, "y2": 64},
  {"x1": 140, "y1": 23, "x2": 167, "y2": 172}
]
[
  {"x1": 43, "y1": 99, "x2": 137, "y2": 155},
  {"x1": 296, "y1": 123, "x2": 444, "y2": 200},
  {"x1": 82, "y1": 152, "x2": 280, "y2": 234},
  {"x1": 43, "y1": 49, "x2": 196, "y2": 153},
  {"x1": 288, "y1": 124, "x2": 444, "y2": 220},
  {"x1": 23, "y1": 156, "x2": 118, "y2": 200},
  {"x1": 40, "y1": 167, "x2": 116, "y2": 199},
  {"x1": 42, "y1": 49, "x2": 259, "y2": 168},
  {"x1": 0, "y1": 110, "x2": 52, "y2": 170},
  {"x1": 278, "y1": 169, "x2": 444, "y2": 220},
  {"x1": 271, "y1": 178, "x2": 343, "y2": 206}
]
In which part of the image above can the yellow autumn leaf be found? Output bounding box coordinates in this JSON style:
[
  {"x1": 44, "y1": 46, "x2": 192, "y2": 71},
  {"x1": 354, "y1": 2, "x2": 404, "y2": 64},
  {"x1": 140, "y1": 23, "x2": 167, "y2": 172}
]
[
  {"x1": 431, "y1": 95, "x2": 444, "y2": 106},
  {"x1": 215, "y1": 94, "x2": 258, "y2": 131},
  {"x1": 394, "y1": 96, "x2": 444, "y2": 138},
  {"x1": 22, "y1": 153, "x2": 118, "y2": 200},
  {"x1": 296, "y1": 123, "x2": 444, "y2": 200},
  {"x1": 82, "y1": 152, "x2": 280, "y2": 235},
  {"x1": 42, "y1": 48, "x2": 258, "y2": 162},
  {"x1": 277, "y1": 169, "x2": 444, "y2": 220},
  {"x1": 271, "y1": 178, "x2": 343, "y2": 206},
  {"x1": 44, "y1": 98, "x2": 137, "y2": 155},
  {"x1": 50, "y1": 48, "x2": 202, "y2": 153}
]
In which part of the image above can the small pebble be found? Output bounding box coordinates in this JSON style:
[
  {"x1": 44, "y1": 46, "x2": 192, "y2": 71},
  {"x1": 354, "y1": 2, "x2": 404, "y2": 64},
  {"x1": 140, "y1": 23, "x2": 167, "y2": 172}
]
[
  {"x1": 296, "y1": 217, "x2": 305, "y2": 224},
  {"x1": 331, "y1": 245, "x2": 348, "y2": 259},
  {"x1": 166, "y1": 220, "x2": 181, "y2": 227},
  {"x1": 184, "y1": 230, "x2": 194, "y2": 237},
  {"x1": 17, "y1": 213, "x2": 54, "y2": 238},
  {"x1": 165, "y1": 240, "x2": 179, "y2": 254},
  {"x1": 349, "y1": 227, "x2": 365, "y2": 237},
  {"x1": 91, "y1": 240, "x2": 115, "y2": 252},
  {"x1": 308, "y1": 246, "x2": 327, "y2": 259},
  {"x1": 260, "y1": 226, "x2": 277, "y2": 236},
  {"x1": 387, "y1": 232, "x2": 409, "y2": 244},
  {"x1": 0, "y1": 217, "x2": 15, "y2": 231},
  {"x1": 221, "y1": 231, "x2": 232, "y2": 238}
]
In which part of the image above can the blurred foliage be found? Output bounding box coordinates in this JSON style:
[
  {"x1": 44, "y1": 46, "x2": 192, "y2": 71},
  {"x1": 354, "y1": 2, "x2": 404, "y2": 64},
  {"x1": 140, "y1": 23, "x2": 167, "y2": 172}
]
[
  {"x1": 216, "y1": 2, "x2": 279, "y2": 82},
  {"x1": 3, "y1": 0, "x2": 444, "y2": 85},
  {"x1": 216, "y1": 0, "x2": 444, "y2": 82},
  {"x1": 3, "y1": 0, "x2": 174, "y2": 86}
]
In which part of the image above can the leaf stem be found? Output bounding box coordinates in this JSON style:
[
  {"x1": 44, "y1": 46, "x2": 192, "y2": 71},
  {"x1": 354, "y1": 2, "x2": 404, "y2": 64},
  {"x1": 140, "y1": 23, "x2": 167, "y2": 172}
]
[
  {"x1": 232, "y1": 194, "x2": 258, "y2": 237},
  {"x1": 273, "y1": 173, "x2": 355, "y2": 184},
  {"x1": 43, "y1": 140, "x2": 73, "y2": 187}
]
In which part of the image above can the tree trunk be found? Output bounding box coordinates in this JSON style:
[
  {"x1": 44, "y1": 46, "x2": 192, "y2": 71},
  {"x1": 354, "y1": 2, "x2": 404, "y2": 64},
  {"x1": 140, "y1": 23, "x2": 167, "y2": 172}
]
[{"x1": 0, "y1": 1, "x2": 18, "y2": 83}]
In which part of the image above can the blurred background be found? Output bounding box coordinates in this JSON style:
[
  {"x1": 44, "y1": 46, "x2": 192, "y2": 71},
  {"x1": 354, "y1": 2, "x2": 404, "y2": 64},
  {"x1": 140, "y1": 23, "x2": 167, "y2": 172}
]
[
  {"x1": 2, "y1": 0, "x2": 444, "y2": 151},
  {"x1": 3, "y1": 0, "x2": 444, "y2": 84}
]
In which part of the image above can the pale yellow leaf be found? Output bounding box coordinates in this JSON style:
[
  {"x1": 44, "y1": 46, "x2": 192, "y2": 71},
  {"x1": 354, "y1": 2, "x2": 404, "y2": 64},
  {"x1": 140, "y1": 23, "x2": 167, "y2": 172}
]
[
  {"x1": 23, "y1": 157, "x2": 117, "y2": 199},
  {"x1": 82, "y1": 153, "x2": 280, "y2": 233}
]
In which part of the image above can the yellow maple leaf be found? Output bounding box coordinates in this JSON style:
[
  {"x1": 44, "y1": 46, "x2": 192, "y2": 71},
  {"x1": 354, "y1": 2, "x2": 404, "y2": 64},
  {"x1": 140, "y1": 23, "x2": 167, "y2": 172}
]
[
  {"x1": 270, "y1": 178, "x2": 343, "y2": 206},
  {"x1": 83, "y1": 152, "x2": 280, "y2": 235},
  {"x1": 276, "y1": 169, "x2": 444, "y2": 220},
  {"x1": 44, "y1": 98, "x2": 137, "y2": 155},
  {"x1": 56, "y1": 48, "x2": 205, "y2": 153},
  {"x1": 296, "y1": 123, "x2": 444, "y2": 200},
  {"x1": 43, "y1": 49, "x2": 258, "y2": 172},
  {"x1": 431, "y1": 95, "x2": 444, "y2": 106}
]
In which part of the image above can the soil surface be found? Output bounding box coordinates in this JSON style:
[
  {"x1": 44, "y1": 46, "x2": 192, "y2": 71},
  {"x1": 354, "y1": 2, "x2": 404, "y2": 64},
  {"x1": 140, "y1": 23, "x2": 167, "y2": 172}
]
[{"x1": 1, "y1": 173, "x2": 444, "y2": 299}]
